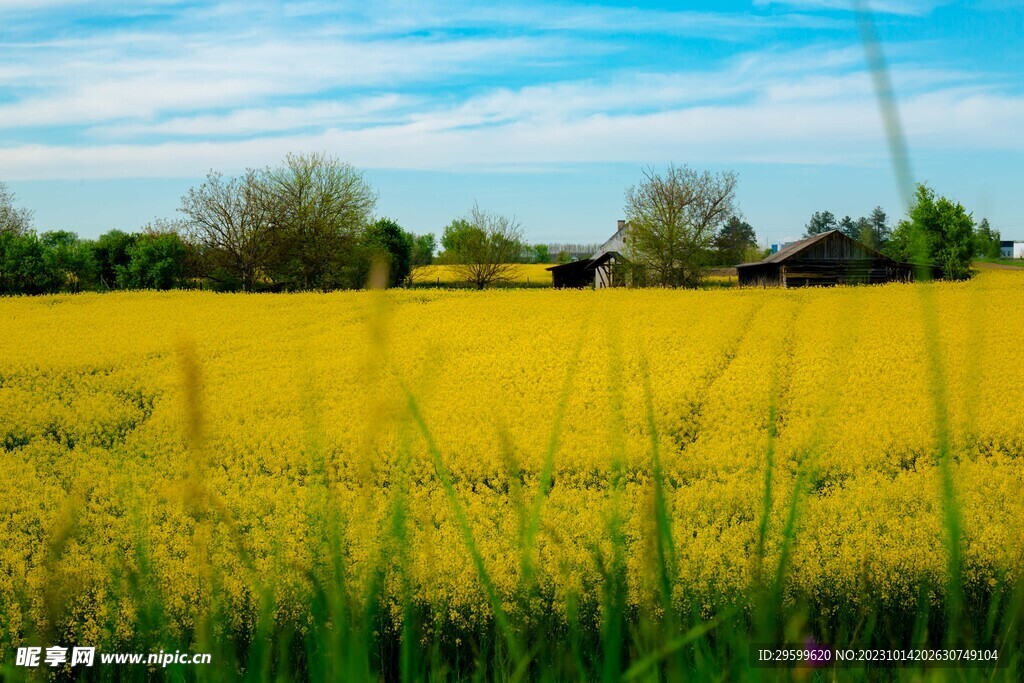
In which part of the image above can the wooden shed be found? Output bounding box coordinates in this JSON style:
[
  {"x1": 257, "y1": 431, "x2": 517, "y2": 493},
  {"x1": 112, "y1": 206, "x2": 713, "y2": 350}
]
[
  {"x1": 547, "y1": 258, "x2": 593, "y2": 289},
  {"x1": 736, "y1": 230, "x2": 914, "y2": 287},
  {"x1": 547, "y1": 251, "x2": 621, "y2": 289}
]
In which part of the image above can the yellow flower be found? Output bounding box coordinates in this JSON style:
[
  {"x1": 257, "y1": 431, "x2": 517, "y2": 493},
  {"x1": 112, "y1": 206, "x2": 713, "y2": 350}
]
[{"x1": 0, "y1": 271, "x2": 1022, "y2": 644}]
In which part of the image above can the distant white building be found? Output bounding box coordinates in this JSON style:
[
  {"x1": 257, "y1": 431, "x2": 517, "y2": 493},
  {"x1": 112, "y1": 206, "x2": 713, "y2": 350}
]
[
  {"x1": 1000, "y1": 240, "x2": 1024, "y2": 259},
  {"x1": 771, "y1": 241, "x2": 799, "y2": 254}
]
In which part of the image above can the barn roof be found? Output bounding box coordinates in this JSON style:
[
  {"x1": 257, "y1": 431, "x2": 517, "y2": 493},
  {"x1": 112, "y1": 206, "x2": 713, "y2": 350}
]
[
  {"x1": 546, "y1": 250, "x2": 620, "y2": 272},
  {"x1": 546, "y1": 259, "x2": 589, "y2": 273},
  {"x1": 736, "y1": 229, "x2": 890, "y2": 268},
  {"x1": 588, "y1": 250, "x2": 619, "y2": 267}
]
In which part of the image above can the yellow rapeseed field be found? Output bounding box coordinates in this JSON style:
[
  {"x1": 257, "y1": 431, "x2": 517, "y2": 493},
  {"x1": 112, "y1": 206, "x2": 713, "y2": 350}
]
[
  {"x1": 412, "y1": 263, "x2": 553, "y2": 285},
  {"x1": 1, "y1": 271, "x2": 1023, "y2": 651}
]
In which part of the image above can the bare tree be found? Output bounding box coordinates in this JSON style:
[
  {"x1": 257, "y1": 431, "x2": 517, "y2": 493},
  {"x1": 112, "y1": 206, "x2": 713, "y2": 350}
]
[
  {"x1": 0, "y1": 181, "x2": 34, "y2": 235},
  {"x1": 179, "y1": 170, "x2": 277, "y2": 291},
  {"x1": 445, "y1": 203, "x2": 525, "y2": 289},
  {"x1": 623, "y1": 165, "x2": 738, "y2": 287},
  {"x1": 266, "y1": 152, "x2": 377, "y2": 289}
]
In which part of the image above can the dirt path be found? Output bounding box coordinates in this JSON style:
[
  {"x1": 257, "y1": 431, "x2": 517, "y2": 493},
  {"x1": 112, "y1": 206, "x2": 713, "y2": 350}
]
[{"x1": 974, "y1": 261, "x2": 1024, "y2": 270}]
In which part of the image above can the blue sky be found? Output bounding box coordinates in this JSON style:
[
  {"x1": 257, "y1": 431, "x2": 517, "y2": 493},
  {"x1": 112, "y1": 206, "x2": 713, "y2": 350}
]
[{"x1": 1, "y1": 0, "x2": 1022, "y2": 245}]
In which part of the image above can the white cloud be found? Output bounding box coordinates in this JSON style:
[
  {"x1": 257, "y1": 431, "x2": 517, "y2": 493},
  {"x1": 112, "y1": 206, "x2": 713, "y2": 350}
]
[
  {"x1": 71, "y1": 42, "x2": 975, "y2": 140},
  {"x1": 0, "y1": 31, "x2": 571, "y2": 129},
  {"x1": 90, "y1": 96, "x2": 412, "y2": 138},
  {"x1": 1, "y1": 1, "x2": 1019, "y2": 182},
  {"x1": 3, "y1": 74, "x2": 1022, "y2": 180},
  {"x1": 752, "y1": 0, "x2": 950, "y2": 16},
  {"x1": 0, "y1": 0, "x2": 851, "y2": 136},
  {"x1": 229, "y1": 1, "x2": 846, "y2": 37},
  {"x1": 0, "y1": 0, "x2": 179, "y2": 8},
  {"x1": 426, "y1": 4, "x2": 846, "y2": 34}
]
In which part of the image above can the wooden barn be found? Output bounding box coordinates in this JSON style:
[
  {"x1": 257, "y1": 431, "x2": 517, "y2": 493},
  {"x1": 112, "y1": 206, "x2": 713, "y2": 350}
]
[
  {"x1": 547, "y1": 251, "x2": 620, "y2": 288},
  {"x1": 548, "y1": 220, "x2": 628, "y2": 289},
  {"x1": 736, "y1": 229, "x2": 914, "y2": 287}
]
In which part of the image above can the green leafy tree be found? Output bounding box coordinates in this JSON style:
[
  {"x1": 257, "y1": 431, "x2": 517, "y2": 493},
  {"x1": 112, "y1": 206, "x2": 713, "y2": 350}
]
[
  {"x1": 365, "y1": 218, "x2": 414, "y2": 287},
  {"x1": 40, "y1": 230, "x2": 97, "y2": 292},
  {"x1": 623, "y1": 164, "x2": 738, "y2": 287},
  {"x1": 93, "y1": 230, "x2": 138, "y2": 289},
  {"x1": 713, "y1": 216, "x2": 757, "y2": 265},
  {"x1": 854, "y1": 217, "x2": 874, "y2": 248},
  {"x1": 0, "y1": 229, "x2": 95, "y2": 294},
  {"x1": 0, "y1": 231, "x2": 59, "y2": 294},
  {"x1": 532, "y1": 244, "x2": 551, "y2": 264},
  {"x1": 838, "y1": 215, "x2": 859, "y2": 239},
  {"x1": 266, "y1": 152, "x2": 378, "y2": 290},
  {"x1": 885, "y1": 225, "x2": 914, "y2": 265},
  {"x1": 804, "y1": 210, "x2": 837, "y2": 237},
  {"x1": 120, "y1": 232, "x2": 188, "y2": 290},
  {"x1": 865, "y1": 206, "x2": 890, "y2": 248},
  {"x1": 888, "y1": 183, "x2": 975, "y2": 280},
  {"x1": 439, "y1": 219, "x2": 477, "y2": 260},
  {"x1": 973, "y1": 218, "x2": 1001, "y2": 259},
  {"x1": 555, "y1": 250, "x2": 572, "y2": 264},
  {"x1": 442, "y1": 204, "x2": 525, "y2": 289},
  {"x1": 411, "y1": 233, "x2": 437, "y2": 266},
  {"x1": 933, "y1": 201, "x2": 975, "y2": 280}
]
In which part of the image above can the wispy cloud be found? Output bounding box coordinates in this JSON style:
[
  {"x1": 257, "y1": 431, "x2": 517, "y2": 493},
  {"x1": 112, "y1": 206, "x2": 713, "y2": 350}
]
[
  {"x1": 90, "y1": 96, "x2": 414, "y2": 138},
  {"x1": 752, "y1": 0, "x2": 950, "y2": 16},
  {"x1": 0, "y1": 32, "x2": 566, "y2": 129},
  {"x1": 4, "y1": 54, "x2": 1021, "y2": 179},
  {"x1": 0, "y1": 0, "x2": 1021, "y2": 182}
]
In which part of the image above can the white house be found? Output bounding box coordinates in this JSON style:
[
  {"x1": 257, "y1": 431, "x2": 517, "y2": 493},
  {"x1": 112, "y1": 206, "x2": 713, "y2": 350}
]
[
  {"x1": 591, "y1": 220, "x2": 628, "y2": 288},
  {"x1": 1000, "y1": 240, "x2": 1024, "y2": 259}
]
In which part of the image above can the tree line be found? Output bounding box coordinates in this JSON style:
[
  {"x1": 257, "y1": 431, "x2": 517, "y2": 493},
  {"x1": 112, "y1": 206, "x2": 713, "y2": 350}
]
[
  {"x1": 178, "y1": 152, "x2": 427, "y2": 291},
  {"x1": 2, "y1": 156, "x2": 1000, "y2": 295},
  {"x1": 0, "y1": 222, "x2": 189, "y2": 295},
  {"x1": 1, "y1": 152, "x2": 615, "y2": 295},
  {"x1": 1, "y1": 154, "x2": 538, "y2": 295},
  {"x1": 0, "y1": 158, "x2": 763, "y2": 295},
  {"x1": 570, "y1": 166, "x2": 996, "y2": 288},
  {"x1": 803, "y1": 183, "x2": 999, "y2": 281}
]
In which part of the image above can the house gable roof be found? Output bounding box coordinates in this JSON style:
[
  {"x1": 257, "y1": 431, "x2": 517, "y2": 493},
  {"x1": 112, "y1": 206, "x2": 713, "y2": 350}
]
[{"x1": 593, "y1": 223, "x2": 629, "y2": 258}]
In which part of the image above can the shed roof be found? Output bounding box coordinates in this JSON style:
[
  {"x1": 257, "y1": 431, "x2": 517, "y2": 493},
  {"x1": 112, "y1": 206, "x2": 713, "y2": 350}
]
[
  {"x1": 546, "y1": 259, "x2": 589, "y2": 273},
  {"x1": 736, "y1": 229, "x2": 889, "y2": 268},
  {"x1": 588, "y1": 250, "x2": 619, "y2": 268},
  {"x1": 546, "y1": 250, "x2": 621, "y2": 272}
]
